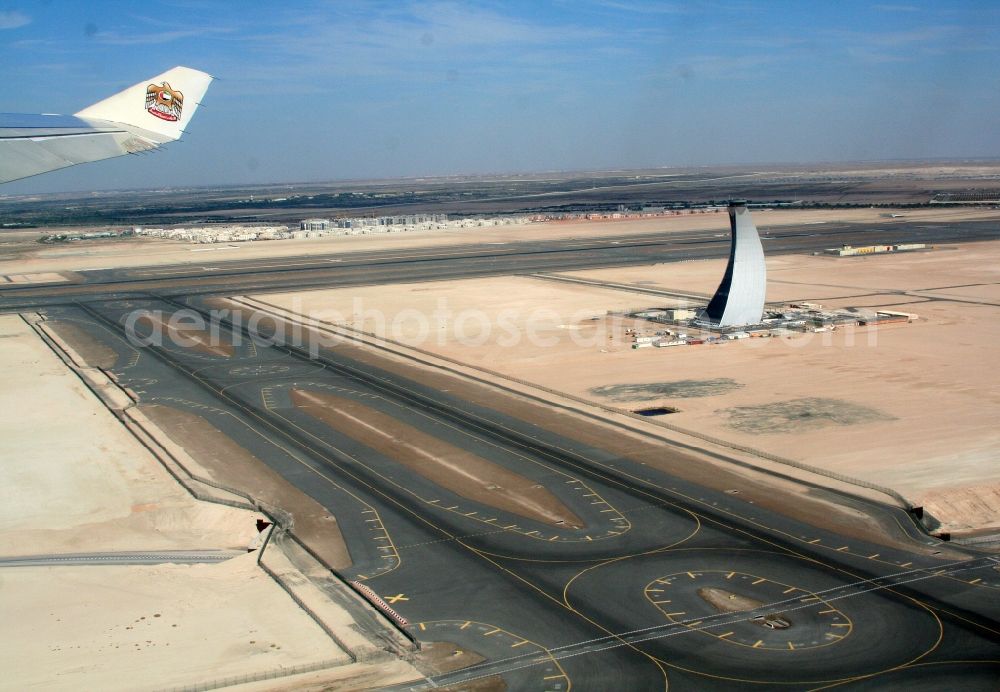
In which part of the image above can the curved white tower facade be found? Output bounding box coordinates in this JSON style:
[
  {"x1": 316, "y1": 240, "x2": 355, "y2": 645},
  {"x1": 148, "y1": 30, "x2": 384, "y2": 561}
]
[{"x1": 701, "y1": 202, "x2": 767, "y2": 327}]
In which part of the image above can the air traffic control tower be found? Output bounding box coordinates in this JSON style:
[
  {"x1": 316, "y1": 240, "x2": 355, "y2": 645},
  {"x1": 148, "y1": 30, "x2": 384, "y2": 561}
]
[{"x1": 699, "y1": 201, "x2": 767, "y2": 327}]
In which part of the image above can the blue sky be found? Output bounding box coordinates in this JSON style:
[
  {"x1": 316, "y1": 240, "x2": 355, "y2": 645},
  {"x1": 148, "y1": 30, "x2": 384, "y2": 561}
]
[{"x1": 2, "y1": 1, "x2": 999, "y2": 193}]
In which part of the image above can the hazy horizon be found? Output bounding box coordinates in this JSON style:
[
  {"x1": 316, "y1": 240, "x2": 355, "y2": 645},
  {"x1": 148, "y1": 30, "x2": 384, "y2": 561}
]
[
  {"x1": 3, "y1": 1, "x2": 999, "y2": 195},
  {"x1": 6, "y1": 156, "x2": 1000, "y2": 202}
]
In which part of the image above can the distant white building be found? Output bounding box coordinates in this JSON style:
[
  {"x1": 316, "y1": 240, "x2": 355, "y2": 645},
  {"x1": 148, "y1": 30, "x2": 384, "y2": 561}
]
[{"x1": 300, "y1": 218, "x2": 331, "y2": 232}]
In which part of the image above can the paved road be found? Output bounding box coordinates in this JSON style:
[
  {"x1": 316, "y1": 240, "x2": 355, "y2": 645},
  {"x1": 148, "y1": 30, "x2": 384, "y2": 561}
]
[
  {"x1": 8, "y1": 218, "x2": 1000, "y2": 688},
  {"x1": 0, "y1": 550, "x2": 244, "y2": 567},
  {"x1": 29, "y1": 289, "x2": 1000, "y2": 690},
  {"x1": 1, "y1": 219, "x2": 998, "y2": 310}
]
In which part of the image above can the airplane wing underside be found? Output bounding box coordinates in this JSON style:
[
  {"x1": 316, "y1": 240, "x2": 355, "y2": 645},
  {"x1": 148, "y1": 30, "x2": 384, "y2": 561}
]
[
  {"x1": 0, "y1": 66, "x2": 212, "y2": 185},
  {"x1": 0, "y1": 114, "x2": 158, "y2": 184}
]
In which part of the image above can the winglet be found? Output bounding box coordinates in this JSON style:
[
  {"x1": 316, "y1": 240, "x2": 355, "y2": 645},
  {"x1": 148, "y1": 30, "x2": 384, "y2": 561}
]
[{"x1": 75, "y1": 66, "x2": 213, "y2": 142}]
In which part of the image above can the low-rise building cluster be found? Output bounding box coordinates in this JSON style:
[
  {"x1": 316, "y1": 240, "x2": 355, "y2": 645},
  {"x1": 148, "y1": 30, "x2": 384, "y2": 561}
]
[
  {"x1": 132, "y1": 214, "x2": 529, "y2": 244},
  {"x1": 625, "y1": 302, "x2": 918, "y2": 350},
  {"x1": 132, "y1": 225, "x2": 291, "y2": 243},
  {"x1": 296, "y1": 214, "x2": 525, "y2": 237},
  {"x1": 824, "y1": 243, "x2": 926, "y2": 256}
]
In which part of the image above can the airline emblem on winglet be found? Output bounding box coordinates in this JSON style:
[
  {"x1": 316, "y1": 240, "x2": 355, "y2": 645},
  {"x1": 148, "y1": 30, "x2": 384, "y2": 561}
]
[{"x1": 145, "y1": 81, "x2": 184, "y2": 122}]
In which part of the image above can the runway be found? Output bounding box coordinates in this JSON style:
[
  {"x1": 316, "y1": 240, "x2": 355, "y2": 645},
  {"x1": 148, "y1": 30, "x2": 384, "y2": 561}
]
[
  {"x1": 29, "y1": 286, "x2": 1000, "y2": 690},
  {"x1": 30, "y1": 282, "x2": 1000, "y2": 689},
  {"x1": 0, "y1": 550, "x2": 243, "y2": 567},
  {"x1": 1, "y1": 218, "x2": 998, "y2": 311}
]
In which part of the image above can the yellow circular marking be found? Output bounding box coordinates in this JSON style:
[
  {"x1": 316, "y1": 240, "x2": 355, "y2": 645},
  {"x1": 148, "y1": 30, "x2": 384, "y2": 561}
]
[
  {"x1": 414, "y1": 619, "x2": 571, "y2": 690},
  {"x1": 643, "y1": 570, "x2": 853, "y2": 651},
  {"x1": 563, "y1": 547, "x2": 945, "y2": 686}
]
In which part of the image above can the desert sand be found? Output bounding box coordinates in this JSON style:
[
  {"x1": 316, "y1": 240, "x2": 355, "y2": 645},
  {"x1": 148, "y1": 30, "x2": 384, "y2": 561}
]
[{"x1": 0, "y1": 314, "x2": 405, "y2": 690}]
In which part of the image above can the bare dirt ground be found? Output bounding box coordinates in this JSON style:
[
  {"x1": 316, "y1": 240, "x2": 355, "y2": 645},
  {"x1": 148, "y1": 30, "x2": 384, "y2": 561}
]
[
  {"x1": 2, "y1": 206, "x2": 998, "y2": 276},
  {"x1": 1, "y1": 556, "x2": 346, "y2": 692},
  {"x1": 698, "y1": 588, "x2": 766, "y2": 614},
  {"x1": 0, "y1": 315, "x2": 258, "y2": 555},
  {"x1": 254, "y1": 236, "x2": 1000, "y2": 535},
  {"x1": 0, "y1": 314, "x2": 391, "y2": 689}
]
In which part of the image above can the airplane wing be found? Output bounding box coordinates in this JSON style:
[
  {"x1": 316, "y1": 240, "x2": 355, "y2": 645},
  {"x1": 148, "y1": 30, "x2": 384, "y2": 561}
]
[{"x1": 0, "y1": 66, "x2": 213, "y2": 184}]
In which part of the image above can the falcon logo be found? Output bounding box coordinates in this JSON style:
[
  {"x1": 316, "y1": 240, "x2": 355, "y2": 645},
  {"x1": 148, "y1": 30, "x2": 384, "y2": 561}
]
[{"x1": 145, "y1": 81, "x2": 184, "y2": 122}]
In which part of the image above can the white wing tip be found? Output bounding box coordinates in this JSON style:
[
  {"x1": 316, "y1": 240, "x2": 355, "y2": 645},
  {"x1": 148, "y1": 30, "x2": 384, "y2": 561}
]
[{"x1": 75, "y1": 66, "x2": 213, "y2": 142}]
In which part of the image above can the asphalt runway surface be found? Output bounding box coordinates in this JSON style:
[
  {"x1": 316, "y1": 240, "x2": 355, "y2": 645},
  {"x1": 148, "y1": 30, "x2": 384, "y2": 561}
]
[
  {"x1": 1, "y1": 218, "x2": 998, "y2": 310},
  {"x1": 7, "y1": 218, "x2": 1000, "y2": 688}
]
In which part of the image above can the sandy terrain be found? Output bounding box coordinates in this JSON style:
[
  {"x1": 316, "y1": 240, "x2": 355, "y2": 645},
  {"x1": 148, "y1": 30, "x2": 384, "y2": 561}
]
[
  {"x1": 3, "y1": 206, "x2": 998, "y2": 276},
  {"x1": 0, "y1": 315, "x2": 257, "y2": 555},
  {"x1": 4, "y1": 271, "x2": 69, "y2": 283},
  {"x1": 1, "y1": 556, "x2": 348, "y2": 691},
  {"x1": 0, "y1": 314, "x2": 401, "y2": 689},
  {"x1": 254, "y1": 239, "x2": 1000, "y2": 534}
]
